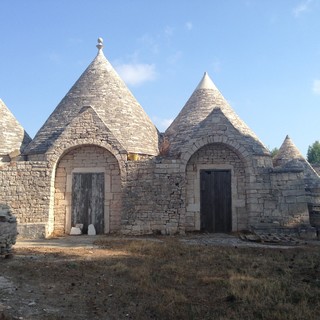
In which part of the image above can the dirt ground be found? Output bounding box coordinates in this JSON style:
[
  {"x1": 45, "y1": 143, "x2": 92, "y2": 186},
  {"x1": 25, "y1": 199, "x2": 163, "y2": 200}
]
[{"x1": 1, "y1": 234, "x2": 319, "y2": 320}]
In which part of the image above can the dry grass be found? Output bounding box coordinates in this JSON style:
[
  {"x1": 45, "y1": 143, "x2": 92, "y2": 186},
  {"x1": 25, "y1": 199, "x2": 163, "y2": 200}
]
[{"x1": 1, "y1": 238, "x2": 320, "y2": 319}]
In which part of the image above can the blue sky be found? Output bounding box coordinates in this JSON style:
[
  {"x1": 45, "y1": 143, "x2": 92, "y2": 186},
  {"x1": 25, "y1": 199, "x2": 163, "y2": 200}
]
[{"x1": 0, "y1": 0, "x2": 319, "y2": 156}]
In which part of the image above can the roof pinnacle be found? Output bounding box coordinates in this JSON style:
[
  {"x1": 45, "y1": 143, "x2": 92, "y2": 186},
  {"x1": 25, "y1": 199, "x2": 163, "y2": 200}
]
[
  {"x1": 96, "y1": 37, "x2": 104, "y2": 51},
  {"x1": 196, "y1": 72, "x2": 218, "y2": 90}
]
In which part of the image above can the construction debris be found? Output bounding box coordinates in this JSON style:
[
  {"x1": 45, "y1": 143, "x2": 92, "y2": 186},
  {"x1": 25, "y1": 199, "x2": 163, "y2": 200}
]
[{"x1": 0, "y1": 205, "x2": 17, "y2": 258}]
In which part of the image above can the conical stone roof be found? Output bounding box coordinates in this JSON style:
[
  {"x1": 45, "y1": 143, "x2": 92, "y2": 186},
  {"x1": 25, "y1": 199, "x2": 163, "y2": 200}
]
[
  {"x1": 274, "y1": 135, "x2": 320, "y2": 179},
  {"x1": 24, "y1": 39, "x2": 159, "y2": 156},
  {"x1": 273, "y1": 135, "x2": 305, "y2": 166},
  {"x1": 0, "y1": 99, "x2": 31, "y2": 156},
  {"x1": 165, "y1": 72, "x2": 269, "y2": 155}
]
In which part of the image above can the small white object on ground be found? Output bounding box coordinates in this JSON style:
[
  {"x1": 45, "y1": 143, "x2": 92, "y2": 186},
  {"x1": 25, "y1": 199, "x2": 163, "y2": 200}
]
[{"x1": 88, "y1": 224, "x2": 96, "y2": 236}]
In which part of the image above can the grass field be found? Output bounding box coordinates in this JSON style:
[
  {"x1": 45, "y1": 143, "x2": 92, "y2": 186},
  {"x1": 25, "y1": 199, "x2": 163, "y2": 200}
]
[{"x1": 1, "y1": 237, "x2": 320, "y2": 319}]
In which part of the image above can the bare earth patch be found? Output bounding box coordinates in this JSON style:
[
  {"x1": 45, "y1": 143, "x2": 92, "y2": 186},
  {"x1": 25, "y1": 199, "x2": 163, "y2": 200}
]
[{"x1": 1, "y1": 235, "x2": 320, "y2": 319}]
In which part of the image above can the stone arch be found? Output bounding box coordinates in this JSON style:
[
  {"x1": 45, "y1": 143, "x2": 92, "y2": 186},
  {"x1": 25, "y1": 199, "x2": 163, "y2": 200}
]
[
  {"x1": 50, "y1": 144, "x2": 123, "y2": 235},
  {"x1": 185, "y1": 142, "x2": 248, "y2": 232},
  {"x1": 181, "y1": 135, "x2": 252, "y2": 172},
  {"x1": 47, "y1": 138, "x2": 127, "y2": 169}
]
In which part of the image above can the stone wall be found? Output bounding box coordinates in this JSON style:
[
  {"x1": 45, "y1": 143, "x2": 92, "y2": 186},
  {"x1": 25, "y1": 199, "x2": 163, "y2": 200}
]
[
  {"x1": 0, "y1": 142, "x2": 317, "y2": 239},
  {"x1": 123, "y1": 157, "x2": 185, "y2": 235},
  {"x1": 253, "y1": 168, "x2": 309, "y2": 230},
  {"x1": 0, "y1": 160, "x2": 52, "y2": 238}
]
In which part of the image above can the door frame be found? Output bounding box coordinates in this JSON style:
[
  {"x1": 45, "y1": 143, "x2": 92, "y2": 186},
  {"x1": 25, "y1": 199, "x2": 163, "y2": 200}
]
[{"x1": 65, "y1": 167, "x2": 110, "y2": 234}]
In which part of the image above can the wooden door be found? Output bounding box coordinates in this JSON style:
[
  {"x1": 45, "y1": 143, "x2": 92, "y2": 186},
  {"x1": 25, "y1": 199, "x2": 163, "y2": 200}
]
[
  {"x1": 200, "y1": 170, "x2": 231, "y2": 233},
  {"x1": 71, "y1": 173, "x2": 104, "y2": 234}
]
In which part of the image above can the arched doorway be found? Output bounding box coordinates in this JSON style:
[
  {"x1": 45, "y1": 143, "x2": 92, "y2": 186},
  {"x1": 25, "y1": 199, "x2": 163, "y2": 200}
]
[
  {"x1": 53, "y1": 145, "x2": 121, "y2": 235},
  {"x1": 185, "y1": 143, "x2": 247, "y2": 232}
]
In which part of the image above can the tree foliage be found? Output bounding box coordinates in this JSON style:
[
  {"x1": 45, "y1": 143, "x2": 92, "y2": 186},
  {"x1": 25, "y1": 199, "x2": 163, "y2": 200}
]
[
  {"x1": 307, "y1": 140, "x2": 320, "y2": 164},
  {"x1": 270, "y1": 147, "x2": 279, "y2": 158}
]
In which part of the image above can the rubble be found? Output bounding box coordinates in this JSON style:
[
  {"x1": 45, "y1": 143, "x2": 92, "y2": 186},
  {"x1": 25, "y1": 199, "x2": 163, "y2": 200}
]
[
  {"x1": 239, "y1": 231, "x2": 302, "y2": 245},
  {"x1": 0, "y1": 205, "x2": 17, "y2": 258}
]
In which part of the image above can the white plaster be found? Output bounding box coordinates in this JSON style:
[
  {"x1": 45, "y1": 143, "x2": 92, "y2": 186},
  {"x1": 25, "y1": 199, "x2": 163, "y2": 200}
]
[{"x1": 196, "y1": 72, "x2": 218, "y2": 90}]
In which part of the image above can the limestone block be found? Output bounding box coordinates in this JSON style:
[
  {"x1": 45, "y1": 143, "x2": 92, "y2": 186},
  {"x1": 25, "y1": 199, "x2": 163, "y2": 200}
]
[
  {"x1": 70, "y1": 227, "x2": 82, "y2": 235},
  {"x1": 75, "y1": 223, "x2": 84, "y2": 231},
  {"x1": 88, "y1": 224, "x2": 96, "y2": 235}
]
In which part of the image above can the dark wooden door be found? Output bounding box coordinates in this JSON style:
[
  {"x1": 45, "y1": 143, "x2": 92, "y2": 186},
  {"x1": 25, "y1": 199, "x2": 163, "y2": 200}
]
[
  {"x1": 72, "y1": 173, "x2": 105, "y2": 234},
  {"x1": 200, "y1": 170, "x2": 231, "y2": 233}
]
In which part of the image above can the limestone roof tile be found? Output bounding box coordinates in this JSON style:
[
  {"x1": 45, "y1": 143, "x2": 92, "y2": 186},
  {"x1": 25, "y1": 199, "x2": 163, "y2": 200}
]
[
  {"x1": 24, "y1": 39, "x2": 159, "y2": 156},
  {"x1": 273, "y1": 135, "x2": 305, "y2": 164},
  {"x1": 165, "y1": 72, "x2": 269, "y2": 155},
  {"x1": 274, "y1": 135, "x2": 319, "y2": 179},
  {"x1": 0, "y1": 99, "x2": 31, "y2": 156}
]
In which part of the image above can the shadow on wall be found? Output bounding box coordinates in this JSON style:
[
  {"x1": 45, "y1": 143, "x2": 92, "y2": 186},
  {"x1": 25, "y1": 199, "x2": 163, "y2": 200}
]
[{"x1": 0, "y1": 204, "x2": 18, "y2": 256}]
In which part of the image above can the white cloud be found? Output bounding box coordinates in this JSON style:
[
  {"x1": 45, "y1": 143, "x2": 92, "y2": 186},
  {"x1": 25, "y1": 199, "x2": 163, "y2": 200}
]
[
  {"x1": 293, "y1": 0, "x2": 313, "y2": 17},
  {"x1": 115, "y1": 63, "x2": 156, "y2": 86},
  {"x1": 152, "y1": 116, "x2": 173, "y2": 131},
  {"x1": 185, "y1": 22, "x2": 193, "y2": 30},
  {"x1": 312, "y1": 79, "x2": 320, "y2": 95}
]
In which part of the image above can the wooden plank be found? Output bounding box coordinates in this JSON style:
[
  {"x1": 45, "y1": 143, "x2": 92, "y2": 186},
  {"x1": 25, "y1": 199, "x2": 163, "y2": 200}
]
[
  {"x1": 200, "y1": 170, "x2": 232, "y2": 233},
  {"x1": 71, "y1": 173, "x2": 105, "y2": 234},
  {"x1": 91, "y1": 173, "x2": 105, "y2": 234},
  {"x1": 213, "y1": 171, "x2": 231, "y2": 232}
]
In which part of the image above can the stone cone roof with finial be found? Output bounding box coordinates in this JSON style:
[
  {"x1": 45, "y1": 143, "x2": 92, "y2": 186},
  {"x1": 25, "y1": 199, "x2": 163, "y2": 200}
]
[
  {"x1": 273, "y1": 135, "x2": 305, "y2": 167},
  {"x1": 24, "y1": 38, "x2": 159, "y2": 156},
  {"x1": 274, "y1": 135, "x2": 319, "y2": 179},
  {"x1": 0, "y1": 99, "x2": 31, "y2": 157},
  {"x1": 165, "y1": 72, "x2": 269, "y2": 156}
]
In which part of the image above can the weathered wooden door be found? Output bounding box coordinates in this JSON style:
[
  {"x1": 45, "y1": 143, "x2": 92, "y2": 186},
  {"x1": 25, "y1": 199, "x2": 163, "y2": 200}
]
[
  {"x1": 72, "y1": 173, "x2": 104, "y2": 234},
  {"x1": 200, "y1": 170, "x2": 232, "y2": 233}
]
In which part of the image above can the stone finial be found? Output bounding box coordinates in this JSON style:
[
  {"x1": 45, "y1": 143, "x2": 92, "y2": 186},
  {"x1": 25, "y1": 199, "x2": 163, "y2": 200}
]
[
  {"x1": 96, "y1": 37, "x2": 104, "y2": 51},
  {"x1": 196, "y1": 72, "x2": 218, "y2": 90}
]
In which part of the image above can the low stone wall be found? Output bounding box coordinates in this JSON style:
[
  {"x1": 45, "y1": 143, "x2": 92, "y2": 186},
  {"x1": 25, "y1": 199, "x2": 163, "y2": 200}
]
[
  {"x1": 0, "y1": 160, "x2": 52, "y2": 238},
  {"x1": 268, "y1": 169, "x2": 309, "y2": 227}
]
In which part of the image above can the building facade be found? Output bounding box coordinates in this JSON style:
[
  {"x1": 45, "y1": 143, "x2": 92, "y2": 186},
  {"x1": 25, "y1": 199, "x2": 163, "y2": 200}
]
[{"x1": 1, "y1": 39, "x2": 319, "y2": 238}]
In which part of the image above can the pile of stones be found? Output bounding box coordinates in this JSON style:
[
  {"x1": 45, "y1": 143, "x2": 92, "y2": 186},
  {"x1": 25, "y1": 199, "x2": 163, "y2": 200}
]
[{"x1": 0, "y1": 205, "x2": 17, "y2": 258}]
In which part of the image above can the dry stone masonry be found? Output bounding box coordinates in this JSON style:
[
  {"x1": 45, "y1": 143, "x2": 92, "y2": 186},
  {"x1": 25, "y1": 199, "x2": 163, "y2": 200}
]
[
  {"x1": 0, "y1": 205, "x2": 17, "y2": 257},
  {"x1": 0, "y1": 38, "x2": 319, "y2": 239}
]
